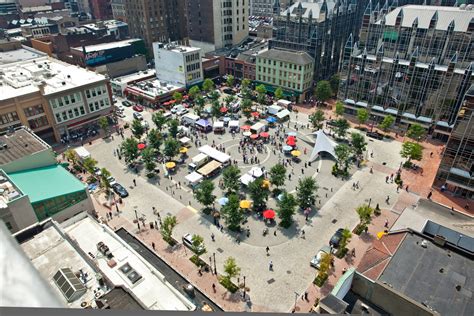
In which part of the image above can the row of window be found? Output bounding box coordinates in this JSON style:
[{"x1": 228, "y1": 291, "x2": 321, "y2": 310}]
[
  {"x1": 0, "y1": 111, "x2": 19, "y2": 125},
  {"x1": 185, "y1": 53, "x2": 200, "y2": 63},
  {"x1": 188, "y1": 72, "x2": 201, "y2": 81},
  {"x1": 55, "y1": 106, "x2": 86, "y2": 123},
  {"x1": 89, "y1": 98, "x2": 111, "y2": 113},
  {"x1": 24, "y1": 105, "x2": 45, "y2": 118},
  {"x1": 28, "y1": 116, "x2": 50, "y2": 129},
  {"x1": 257, "y1": 75, "x2": 310, "y2": 91},
  {"x1": 186, "y1": 62, "x2": 201, "y2": 72},
  {"x1": 85, "y1": 85, "x2": 107, "y2": 99},
  {"x1": 260, "y1": 58, "x2": 310, "y2": 71},
  {"x1": 50, "y1": 93, "x2": 82, "y2": 109}
]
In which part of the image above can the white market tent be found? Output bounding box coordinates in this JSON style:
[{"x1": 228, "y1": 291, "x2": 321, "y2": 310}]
[
  {"x1": 240, "y1": 174, "x2": 256, "y2": 186},
  {"x1": 185, "y1": 172, "x2": 203, "y2": 185},
  {"x1": 276, "y1": 109, "x2": 291, "y2": 120},
  {"x1": 198, "y1": 145, "x2": 231, "y2": 164},
  {"x1": 74, "y1": 146, "x2": 90, "y2": 160},
  {"x1": 214, "y1": 121, "x2": 224, "y2": 128},
  {"x1": 267, "y1": 105, "x2": 282, "y2": 115},
  {"x1": 248, "y1": 167, "x2": 263, "y2": 178},
  {"x1": 179, "y1": 137, "x2": 191, "y2": 146},
  {"x1": 309, "y1": 130, "x2": 337, "y2": 162},
  {"x1": 229, "y1": 120, "x2": 240, "y2": 128},
  {"x1": 277, "y1": 99, "x2": 292, "y2": 107}
]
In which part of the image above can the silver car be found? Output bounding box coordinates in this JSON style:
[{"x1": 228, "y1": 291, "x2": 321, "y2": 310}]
[
  {"x1": 310, "y1": 246, "x2": 331, "y2": 269},
  {"x1": 182, "y1": 233, "x2": 205, "y2": 253}
]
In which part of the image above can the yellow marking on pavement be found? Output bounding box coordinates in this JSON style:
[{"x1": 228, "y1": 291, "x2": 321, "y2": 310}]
[{"x1": 187, "y1": 206, "x2": 198, "y2": 213}]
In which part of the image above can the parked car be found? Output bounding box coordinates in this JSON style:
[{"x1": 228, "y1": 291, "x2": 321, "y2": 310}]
[
  {"x1": 182, "y1": 233, "x2": 205, "y2": 253},
  {"x1": 223, "y1": 88, "x2": 236, "y2": 95},
  {"x1": 176, "y1": 107, "x2": 189, "y2": 116},
  {"x1": 329, "y1": 228, "x2": 345, "y2": 248},
  {"x1": 366, "y1": 131, "x2": 384, "y2": 140},
  {"x1": 112, "y1": 183, "x2": 129, "y2": 198},
  {"x1": 310, "y1": 246, "x2": 331, "y2": 269},
  {"x1": 116, "y1": 105, "x2": 124, "y2": 112},
  {"x1": 93, "y1": 167, "x2": 102, "y2": 176},
  {"x1": 141, "y1": 120, "x2": 149, "y2": 129},
  {"x1": 171, "y1": 104, "x2": 185, "y2": 114},
  {"x1": 133, "y1": 104, "x2": 144, "y2": 112},
  {"x1": 106, "y1": 176, "x2": 117, "y2": 186},
  {"x1": 117, "y1": 112, "x2": 126, "y2": 118},
  {"x1": 133, "y1": 112, "x2": 143, "y2": 120},
  {"x1": 122, "y1": 100, "x2": 132, "y2": 107},
  {"x1": 112, "y1": 96, "x2": 117, "y2": 103}
]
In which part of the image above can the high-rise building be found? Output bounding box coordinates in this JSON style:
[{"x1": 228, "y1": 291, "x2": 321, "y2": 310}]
[
  {"x1": 111, "y1": 0, "x2": 127, "y2": 21},
  {"x1": 186, "y1": 0, "x2": 249, "y2": 53},
  {"x1": 90, "y1": 0, "x2": 113, "y2": 20},
  {"x1": 125, "y1": 0, "x2": 187, "y2": 53},
  {"x1": 435, "y1": 84, "x2": 473, "y2": 199},
  {"x1": 250, "y1": 0, "x2": 274, "y2": 16},
  {"x1": 270, "y1": 1, "x2": 359, "y2": 82},
  {"x1": 339, "y1": 5, "x2": 473, "y2": 138}
]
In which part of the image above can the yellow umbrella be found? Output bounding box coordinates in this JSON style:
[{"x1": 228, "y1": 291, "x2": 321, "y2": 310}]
[
  {"x1": 291, "y1": 150, "x2": 301, "y2": 157},
  {"x1": 165, "y1": 161, "x2": 176, "y2": 169},
  {"x1": 262, "y1": 179, "x2": 271, "y2": 188},
  {"x1": 376, "y1": 231, "x2": 387, "y2": 240},
  {"x1": 240, "y1": 200, "x2": 252, "y2": 209},
  {"x1": 179, "y1": 147, "x2": 188, "y2": 154}
]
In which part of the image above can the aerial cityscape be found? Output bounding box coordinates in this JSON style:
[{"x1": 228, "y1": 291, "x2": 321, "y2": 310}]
[{"x1": 0, "y1": 0, "x2": 472, "y2": 315}]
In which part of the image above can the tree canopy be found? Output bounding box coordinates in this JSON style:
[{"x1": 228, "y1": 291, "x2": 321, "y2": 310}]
[
  {"x1": 274, "y1": 87, "x2": 284, "y2": 100},
  {"x1": 163, "y1": 137, "x2": 180, "y2": 159},
  {"x1": 221, "y1": 194, "x2": 243, "y2": 231},
  {"x1": 296, "y1": 177, "x2": 318, "y2": 210},
  {"x1": 329, "y1": 74, "x2": 340, "y2": 96},
  {"x1": 120, "y1": 137, "x2": 139, "y2": 163},
  {"x1": 269, "y1": 164, "x2": 286, "y2": 189},
  {"x1": 188, "y1": 86, "x2": 201, "y2": 99},
  {"x1": 314, "y1": 80, "x2": 333, "y2": 102},
  {"x1": 350, "y1": 132, "x2": 367, "y2": 157},
  {"x1": 173, "y1": 91, "x2": 183, "y2": 103},
  {"x1": 356, "y1": 204, "x2": 373, "y2": 228},
  {"x1": 309, "y1": 110, "x2": 325, "y2": 130},
  {"x1": 334, "y1": 143, "x2": 352, "y2": 171},
  {"x1": 152, "y1": 111, "x2": 168, "y2": 130},
  {"x1": 400, "y1": 141, "x2": 423, "y2": 162},
  {"x1": 226, "y1": 75, "x2": 234, "y2": 87},
  {"x1": 222, "y1": 165, "x2": 241, "y2": 195},
  {"x1": 406, "y1": 124, "x2": 426, "y2": 142},
  {"x1": 335, "y1": 101, "x2": 344, "y2": 116},
  {"x1": 194, "y1": 180, "x2": 216, "y2": 210},
  {"x1": 356, "y1": 108, "x2": 369, "y2": 126},
  {"x1": 131, "y1": 119, "x2": 145, "y2": 139},
  {"x1": 379, "y1": 115, "x2": 395, "y2": 132},
  {"x1": 202, "y1": 78, "x2": 214, "y2": 92},
  {"x1": 334, "y1": 118, "x2": 350, "y2": 138},
  {"x1": 248, "y1": 177, "x2": 269, "y2": 211},
  {"x1": 277, "y1": 191, "x2": 298, "y2": 228}
]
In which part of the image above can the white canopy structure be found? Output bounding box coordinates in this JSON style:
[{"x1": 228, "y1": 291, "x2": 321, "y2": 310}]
[
  {"x1": 229, "y1": 120, "x2": 239, "y2": 128},
  {"x1": 214, "y1": 121, "x2": 224, "y2": 128},
  {"x1": 309, "y1": 130, "x2": 338, "y2": 162},
  {"x1": 248, "y1": 167, "x2": 263, "y2": 178},
  {"x1": 240, "y1": 174, "x2": 255, "y2": 186},
  {"x1": 276, "y1": 109, "x2": 291, "y2": 120},
  {"x1": 185, "y1": 172, "x2": 203, "y2": 185}
]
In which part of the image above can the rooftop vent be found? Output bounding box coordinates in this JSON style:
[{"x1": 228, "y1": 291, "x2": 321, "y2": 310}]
[{"x1": 53, "y1": 268, "x2": 87, "y2": 302}]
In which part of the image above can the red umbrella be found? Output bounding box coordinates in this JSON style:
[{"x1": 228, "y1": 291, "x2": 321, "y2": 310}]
[
  {"x1": 251, "y1": 111, "x2": 260, "y2": 117},
  {"x1": 260, "y1": 132, "x2": 269, "y2": 138},
  {"x1": 263, "y1": 209, "x2": 276, "y2": 219},
  {"x1": 286, "y1": 139, "x2": 296, "y2": 146},
  {"x1": 287, "y1": 136, "x2": 296, "y2": 141},
  {"x1": 220, "y1": 107, "x2": 228, "y2": 113},
  {"x1": 241, "y1": 125, "x2": 251, "y2": 130},
  {"x1": 137, "y1": 143, "x2": 146, "y2": 150},
  {"x1": 250, "y1": 134, "x2": 258, "y2": 139}
]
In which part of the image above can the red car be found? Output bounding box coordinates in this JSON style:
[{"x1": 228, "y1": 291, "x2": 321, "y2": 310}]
[{"x1": 133, "y1": 104, "x2": 144, "y2": 112}]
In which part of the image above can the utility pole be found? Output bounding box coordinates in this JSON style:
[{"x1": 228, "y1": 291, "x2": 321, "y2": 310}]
[
  {"x1": 213, "y1": 252, "x2": 217, "y2": 274},
  {"x1": 243, "y1": 276, "x2": 246, "y2": 299}
]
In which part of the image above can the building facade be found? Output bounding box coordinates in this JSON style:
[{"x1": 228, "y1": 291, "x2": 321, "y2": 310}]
[
  {"x1": 111, "y1": 0, "x2": 127, "y2": 21},
  {"x1": 256, "y1": 49, "x2": 314, "y2": 102},
  {"x1": 90, "y1": 0, "x2": 114, "y2": 20},
  {"x1": 435, "y1": 84, "x2": 473, "y2": 199},
  {"x1": 186, "y1": 0, "x2": 249, "y2": 53},
  {"x1": 125, "y1": 0, "x2": 187, "y2": 53},
  {"x1": 270, "y1": 0, "x2": 358, "y2": 81},
  {"x1": 339, "y1": 5, "x2": 474, "y2": 138},
  {"x1": 250, "y1": 0, "x2": 274, "y2": 16},
  {"x1": 153, "y1": 42, "x2": 203, "y2": 87}
]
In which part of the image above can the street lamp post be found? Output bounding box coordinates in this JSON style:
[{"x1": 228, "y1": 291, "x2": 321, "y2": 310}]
[
  {"x1": 213, "y1": 252, "x2": 217, "y2": 275},
  {"x1": 134, "y1": 209, "x2": 140, "y2": 230},
  {"x1": 243, "y1": 276, "x2": 246, "y2": 299},
  {"x1": 368, "y1": 198, "x2": 372, "y2": 208},
  {"x1": 293, "y1": 291, "x2": 300, "y2": 312}
]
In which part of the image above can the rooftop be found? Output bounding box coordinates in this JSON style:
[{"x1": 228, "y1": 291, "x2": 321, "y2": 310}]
[
  {"x1": 0, "y1": 56, "x2": 107, "y2": 100},
  {"x1": 377, "y1": 5, "x2": 474, "y2": 32},
  {"x1": 71, "y1": 39, "x2": 142, "y2": 53},
  {"x1": 8, "y1": 165, "x2": 86, "y2": 204},
  {"x1": 155, "y1": 42, "x2": 200, "y2": 54},
  {"x1": 20, "y1": 223, "x2": 101, "y2": 308},
  {"x1": 0, "y1": 45, "x2": 46, "y2": 65},
  {"x1": 0, "y1": 127, "x2": 51, "y2": 166},
  {"x1": 82, "y1": 20, "x2": 128, "y2": 31},
  {"x1": 378, "y1": 232, "x2": 474, "y2": 316},
  {"x1": 111, "y1": 70, "x2": 156, "y2": 85},
  {"x1": 0, "y1": 170, "x2": 24, "y2": 208},
  {"x1": 101, "y1": 287, "x2": 145, "y2": 310},
  {"x1": 258, "y1": 48, "x2": 313, "y2": 65},
  {"x1": 280, "y1": 1, "x2": 336, "y2": 19},
  {"x1": 64, "y1": 216, "x2": 196, "y2": 311},
  {"x1": 125, "y1": 78, "x2": 183, "y2": 100}
]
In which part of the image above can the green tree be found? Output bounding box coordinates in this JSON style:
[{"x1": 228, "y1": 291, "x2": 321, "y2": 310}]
[
  {"x1": 211, "y1": 100, "x2": 221, "y2": 120},
  {"x1": 329, "y1": 74, "x2": 340, "y2": 96},
  {"x1": 194, "y1": 180, "x2": 216, "y2": 211},
  {"x1": 406, "y1": 124, "x2": 426, "y2": 142},
  {"x1": 221, "y1": 194, "x2": 243, "y2": 231},
  {"x1": 356, "y1": 108, "x2": 369, "y2": 126},
  {"x1": 274, "y1": 87, "x2": 284, "y2": 100},
  {"x1": 152, "y1": 111, "x2": 168, "y2": 130},
  {"x1": 188, "y1": 86, "x2": 201, "y2": 99},
  {"x1": 121, "y1": 137, "x2": 139, "y2": 164},
  {"x1": 209, "y1": 90, "x2": 220, "y2": 101},
  {"x1": 141, "y1": 147, "x2": 156, "y2": 175},
  {"x1": 255, "y1": 84, "x2": 266, "y2": 105},
  {"x1": 173, "y1": 91, "x2": 183, "y2": 103},
  {"x1": 64, "y1": 149, "x2": 78, "y2": 166},
  {"x1": 309, "y1": 110, "x2": 325, "y2": 130},
  {"x1": 248, "y1": 177, "x2": 269, "y2": 211},
  {"x1": 241, "y1": 78, "x2": 251, "y2": 90},
  {"x1": 82, "y1": 156, "x2": 97, "y2": 174},
  {"x1": 296, "y1": 177, "x2": 318, "y2": 210},
  {"x1": 241, "y1": 98, "x2": 253, "y2": 120},
  {"x1": 277, "y1": 191, "x2": 298, "y2": 228},
  {"x1": 168, "y1": 119, "x2": 179, "y2": 138},
  {"x1": 98, "y1": 117, "x2": 109, "y2": 137},
  {"x1": 131, "y1": 119, "x2": 145, "y2": 139},
  {"x1": 356, "y1": 204, "x2": 373, "y2": 228},
  {"x1": 400, "y1": 141, "x2": 423, "y2": 164},
  {"x1": 191, "y1": 234, "x2": 206, "y2": 255},
  {"x1": 163, "y1": 138, "x2": 180, "y2": 160},
  {"x1": 318, "y1": 252, "x2": 332, "y2": 280},
  {"x1": 350, "y1": 132, "x2": 367, "y2": 157},
  {"x1": 147, "y1": 129, "x2": 162, "y2": 152},
  {"x1": 334, "y1": 143, "x2": 352, "y2": 172},
  {"x1": 224, "y1": 95, "x2": 235, "y2": 107},
  {"x1": 99, "y1": 167, "x2": 111, "y2": 190},
  {"x1": 334, "y1": 118, "x2": 350, "y2": 138},
  {"x1": 314, "y1": 80, "x2": 333, "y2": 103},
  {"x1": 223, "y1": 257, "x2": 241, "y2": 281},
  {"x1": 339, "y1": 228, "x2": 352, "y2": 251},
  {"x1": 226, "y1": 75, "x2": 234, "y2": 87},
  {"x1": 202, "y1": 78, "x2": 214, "y2": 92},
  {"x1": 335, "y1": 101, "x2": 344, "y2": 116},
  {"x1": 269, "y1": 164, "x2": 286, "y2": 192},
  {"x1": 194, "y1": 96, "x2": 205, "y2": 117},
  {"x1": 378, "y1": 115, "x2": 395, "y2": 132},
  {"x1": 160, "y1": 215, "x2": 178, "y2": 245},
  {"x1": 222, "y1": 165, "x2": 241, "y2": 195}
]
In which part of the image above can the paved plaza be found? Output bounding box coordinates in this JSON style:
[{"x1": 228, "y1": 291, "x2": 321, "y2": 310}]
[{"x1": 83, "y1": 100, "x2": 418, "y2": 312}]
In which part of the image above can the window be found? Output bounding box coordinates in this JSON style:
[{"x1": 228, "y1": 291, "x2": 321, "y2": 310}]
[
  {"x1": 62, "y1": 112, "x2": 68, "y2": 121},
  {"x1": 74, "y1": 108, "x2": 79, "y2": 116},
  {"x1": 86, "y1": 90, "x2": 91, "y2": 98},
  {"x1": 24, "y1": 105, "x2": 45, "y2": 117},
  {"x1": 88, "y1": 103, "x2": 94, "y2": 112},
  {"x1": 79, "y1": 106, "x2": 85, "y2": 115},
  {"x1": 55, "y1": 113, "x2": 62, "y2": 123},
  {"x1": 28, "y1": 116, "x2": 49, "y2": 129},
  {"x1": 0, "y1": 111, "x2": 20, "y2": 125},
  {"x1": 68, "y1": 110, "x2": 73, "y2": 119}
]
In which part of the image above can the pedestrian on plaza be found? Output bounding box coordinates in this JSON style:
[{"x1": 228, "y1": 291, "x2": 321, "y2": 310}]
[
  {"x1": 385, "y1": 176, "x2": 389, "y2": 183},
  {"x1": 386, "y1": 195, "x2": 390, "y2": 204},
  {"x1": 211, "y1": 233, "x2": 215, "y2": 242},
  {"x1": 370, "y1": 151, "x2": 374, "y2": 158},
  {"x1": 301, "y1": 230, "x2": 305, "y2": 239},
  {"x1": 155, "y1": 221, "x2": 158, "y2": 229},
  {"x1": 301, "y1": 168, "x2": 304, "y2": 174},
  {"x1": 406, "y1": 185, "x2": 409, "y2": 192},
  {"x1": 370, "y1": 167, "x2": 373, "y2": 173},
  {"x1": 304, "y1": 291, "x2": 309, "y2": 301},
  {"x1": 288, "y1": 174, "x2": 292, "y2": 180},
  {"x1": 266, "y1": 246, "x2": 270, "y2": 255},
  {"x1": 269, "y1": 261, "x2": 273, "y2": 271},
  {"x1": 152, "y1": 242, "x2": 155, "y2": 250},
  {"x1": 212, "y1": 283, "x2": 216, "y2": 293},
  {"x1": 274, "y1": 230, "x2": 277, "y2": 236},
  {"x1": 427, "y1": 191, "x2": 433, "y2": 199},
  {"x1": 109, "y1": 211, "x2": 112, "y2": 218},
  {"x1": 384, "y1": 219, "x2": 389, "y2": 228},
  {"x1": 430, "y1": 152, "x2": 433, "y2": 157},
  {"x1": 133, "y1": 179, "x2": 137, "y2": 186}
]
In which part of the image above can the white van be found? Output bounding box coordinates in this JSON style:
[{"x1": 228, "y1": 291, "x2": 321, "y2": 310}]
[
  {"x1": 181, "y1": 113, "x2": 200, "y2": 127},
  {"x1": 250, "y1": 121, "x2": 267, "y2": 134},
  {"x1": 188, "y1": 153, "x2": 209, "y2": 171}
]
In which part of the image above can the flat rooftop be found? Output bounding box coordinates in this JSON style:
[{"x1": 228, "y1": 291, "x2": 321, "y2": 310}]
[
  {"x1": 0, "y1": 56, "x2": 107, "y2": 100},
  {"x1": 111, "y1": 69, "x2": 156, "y2": 84},
  {"x1": 20, "y1": 224, "x2": 101, "y2": 308},
  {"x1": 126, "y1": 78, "x2": 183, "y2": 99},
  {"x1": 64, "y1": 217, "x2": 196, "y2": 311},
  {"x1": 378, "y1": 233, "x2": 474, "y2": 316},
  {"x1": 71, "y1": 39, "x2": 141, "y2": 53},
  {"x1": 8, "y1": 165, "x2": 86, "y2": 204},
  {"x1": 0, "y1": 46, "x2": 45, "y2": 65},
  {"x1": 101, "y1": 287, "x2": 144, "y2": 310},
  {"x1": 0, "y1": 128, "x2": 51, "y2": 166}
]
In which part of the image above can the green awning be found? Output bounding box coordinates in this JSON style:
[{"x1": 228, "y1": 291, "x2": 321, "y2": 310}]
[{"x1": 254, "y1": 82, "x2": 300, "y2": 97}]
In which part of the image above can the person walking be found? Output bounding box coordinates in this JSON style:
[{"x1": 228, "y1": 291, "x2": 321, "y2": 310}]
[
  {"x1": 212, "y1": 283, "x2": 216, "y2": 293},
  {"x1": 133, "y1": 179, "x2": 137, "y2": 186},
  {"x1": 301, "y1": 229, "x2": 305, "y2": 239},
  {"x1": 384, "y1": 219, "x2": 389, "y2": 228},
  {"x1": 211, "y1": 233, "x2": 215, "y2": 242},
  {"x1": 386, "y1": 195, "x2": 390, "y2": 203},
  {"x1": 269, "y1": 261, "x2": 273, "y2": 271},
  {"x1": 266, "y1": 246, "x2": 270, "y2": 255},
  {"x1": 427, "y1": 191, "x2": 433, "y2": 199},
  {"x1": 152, "y1": 242, "x2": 155, "y2": 250},
  {"x1": 406, "y1": 185, "x2": 409, "y2": 192}
]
